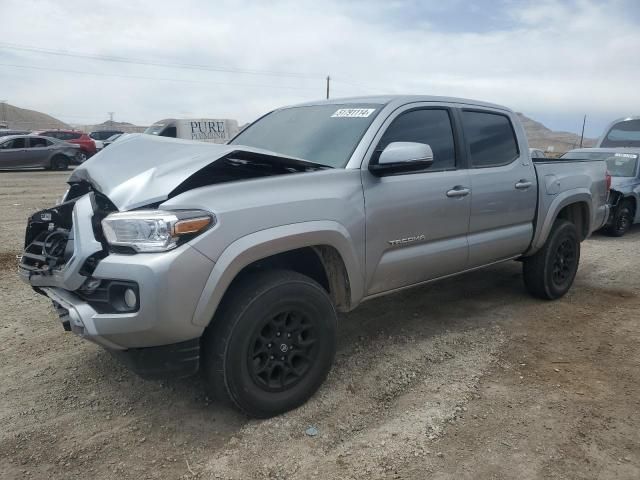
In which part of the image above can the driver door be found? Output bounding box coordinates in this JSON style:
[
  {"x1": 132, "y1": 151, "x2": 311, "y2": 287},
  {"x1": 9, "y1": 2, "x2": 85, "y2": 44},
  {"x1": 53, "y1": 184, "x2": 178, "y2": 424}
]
[{"x1": 362, "y1": 105, "x2": 471, "y2": 295}]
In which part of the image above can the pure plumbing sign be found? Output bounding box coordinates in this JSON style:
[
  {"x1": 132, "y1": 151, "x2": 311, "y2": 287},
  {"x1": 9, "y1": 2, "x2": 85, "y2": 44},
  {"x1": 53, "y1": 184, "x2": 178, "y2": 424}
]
[
  {"x1": 177, "y1": 119, "x2": 240, "y2": 143},
  {"x1": 189, "y1": 120, "x2": 228, "y2": 141}
]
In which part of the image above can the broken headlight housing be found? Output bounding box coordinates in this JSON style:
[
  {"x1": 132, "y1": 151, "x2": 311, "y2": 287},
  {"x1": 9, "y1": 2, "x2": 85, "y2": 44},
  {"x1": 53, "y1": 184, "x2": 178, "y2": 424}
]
[{"x1": 101, "y1": 210, "x2": 214, "y2": 253}]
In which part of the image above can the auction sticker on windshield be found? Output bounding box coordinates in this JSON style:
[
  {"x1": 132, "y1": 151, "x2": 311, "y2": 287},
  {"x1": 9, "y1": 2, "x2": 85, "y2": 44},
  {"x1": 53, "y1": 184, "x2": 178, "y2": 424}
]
[{"x1": 331, "y1": 108, "x2": 376, "y2": 118}]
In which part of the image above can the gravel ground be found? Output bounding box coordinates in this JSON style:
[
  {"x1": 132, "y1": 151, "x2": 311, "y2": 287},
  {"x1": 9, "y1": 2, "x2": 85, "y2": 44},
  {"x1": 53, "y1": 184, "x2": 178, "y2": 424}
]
[{"x1": 0, "y1": 170, "x2": 639, "y2": 479}]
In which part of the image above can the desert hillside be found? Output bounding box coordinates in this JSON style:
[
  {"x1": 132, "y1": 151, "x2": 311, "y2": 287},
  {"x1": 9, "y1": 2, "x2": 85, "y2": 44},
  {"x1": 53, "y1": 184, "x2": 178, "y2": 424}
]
[
  {"x1": 0, "y1": 103, "x2": 69, "y2": 130},
  {"x1": 518, "y1": 113, "x2": 594, "y2": 153}
]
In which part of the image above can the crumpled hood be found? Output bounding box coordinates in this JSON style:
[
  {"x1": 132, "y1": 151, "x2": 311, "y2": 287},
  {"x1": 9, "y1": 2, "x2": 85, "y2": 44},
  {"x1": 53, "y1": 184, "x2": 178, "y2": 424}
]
[{"x1": 68, "y1": 133, "x2": 324, "y2": 210}]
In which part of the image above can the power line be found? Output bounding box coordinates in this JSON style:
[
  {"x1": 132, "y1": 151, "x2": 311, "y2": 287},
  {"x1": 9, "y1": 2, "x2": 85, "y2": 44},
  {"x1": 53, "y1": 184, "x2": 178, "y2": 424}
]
[
  {"x1": 0, "y1": 42, "x2": 390, "y2": 94},
  {"x1": 0, "y1": 63, "x2": 323, "y2": 92},
  {"x1": 0, "y1": 42, "x2": 325, "y2": 80}
]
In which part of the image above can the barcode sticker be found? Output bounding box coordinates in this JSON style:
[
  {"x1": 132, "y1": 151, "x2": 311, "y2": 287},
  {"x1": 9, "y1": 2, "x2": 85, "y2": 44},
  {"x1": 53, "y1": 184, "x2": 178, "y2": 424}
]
[{"x1": 331, "y1": 108, "x2": 375, "y2": 118}]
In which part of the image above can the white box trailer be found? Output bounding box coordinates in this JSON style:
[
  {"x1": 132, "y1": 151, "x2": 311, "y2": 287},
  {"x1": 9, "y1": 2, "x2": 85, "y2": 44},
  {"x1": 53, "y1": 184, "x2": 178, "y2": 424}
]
[{"x1": 144, "y1": 118, "x2": 240, "y2": 144}]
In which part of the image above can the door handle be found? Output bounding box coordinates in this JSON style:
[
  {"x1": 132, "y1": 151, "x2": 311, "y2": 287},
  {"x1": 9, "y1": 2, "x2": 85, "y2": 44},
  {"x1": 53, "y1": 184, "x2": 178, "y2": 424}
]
[
  {"x1": 515, "y1": 180, "x2": 533, "y2": 190},
  {"x1": 446, "y1": 186, "x2": 471, "y2": 198}
]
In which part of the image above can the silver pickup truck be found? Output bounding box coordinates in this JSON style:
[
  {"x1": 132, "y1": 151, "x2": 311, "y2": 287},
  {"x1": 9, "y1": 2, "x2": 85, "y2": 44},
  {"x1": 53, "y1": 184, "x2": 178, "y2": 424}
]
[{"x1": 19, "y1": 95, "x2": 609, "y2": 417}]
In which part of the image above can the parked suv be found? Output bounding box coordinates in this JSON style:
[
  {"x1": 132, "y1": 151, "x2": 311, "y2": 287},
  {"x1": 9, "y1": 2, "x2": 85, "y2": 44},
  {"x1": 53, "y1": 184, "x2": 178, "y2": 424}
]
[
  {"x1": 20, "y1": 96, "x2": 609, "y2": 418},
  {"x1": 32, "y1": 130, "x2": 96, "y2": 161}
]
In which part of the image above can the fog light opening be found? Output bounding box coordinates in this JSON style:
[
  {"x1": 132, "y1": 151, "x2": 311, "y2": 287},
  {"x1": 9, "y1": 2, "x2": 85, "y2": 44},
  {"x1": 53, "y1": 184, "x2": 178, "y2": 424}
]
[{"x1": 124, "y1": 288, "x2": 137, "y2": 309}]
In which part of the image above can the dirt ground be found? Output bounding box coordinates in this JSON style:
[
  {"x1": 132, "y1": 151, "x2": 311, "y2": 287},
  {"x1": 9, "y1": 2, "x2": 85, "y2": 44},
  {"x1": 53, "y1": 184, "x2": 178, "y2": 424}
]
[{"x1": 1, "y1": 170, "x2": 639, "y2": 480}]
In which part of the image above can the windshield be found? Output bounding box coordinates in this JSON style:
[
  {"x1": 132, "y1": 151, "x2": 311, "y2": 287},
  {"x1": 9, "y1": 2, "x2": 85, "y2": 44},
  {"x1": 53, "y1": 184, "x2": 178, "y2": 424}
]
[
  {"x1": 562, "y1": 151, "x2": 639, "y2": 177},
  {"x1": 229, "y1": 104, "x2": 382, "y2": 167},
  {"x1": 601, "y1": 119, "x2": 640, "y2": 147},
  {"x1": 144, "y1": 123, "x2": 167, "y2": 135}
]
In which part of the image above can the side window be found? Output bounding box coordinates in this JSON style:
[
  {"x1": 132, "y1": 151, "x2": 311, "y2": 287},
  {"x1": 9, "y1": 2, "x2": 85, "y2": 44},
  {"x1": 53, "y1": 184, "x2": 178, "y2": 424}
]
[
  {"x1": 3, "y1": 138, "x2": 26, "y2": 149},
  {"x1": 68, "y1": 132, "x2": 82, "y2": 140},
  {"x1": 161, "y1": 126, "x2": 177, "y2": 138},
  {"x1": 29, "y1": 138, "x2": 50, "y2": 148},
  {"x1": 461, "y1": 111, "x2": 519, "y2": 167},
  {"x1": 375, "y1": 109, "x2": 456, "y2": 170}
]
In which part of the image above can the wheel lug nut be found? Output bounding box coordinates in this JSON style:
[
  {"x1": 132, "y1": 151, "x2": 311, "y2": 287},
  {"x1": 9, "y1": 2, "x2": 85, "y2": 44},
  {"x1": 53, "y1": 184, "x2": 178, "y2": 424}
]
[
  {"x1": 287, "y1": 333, "x2": 291, "y2": 338},
  {"x1": 267, "y1": 343, "x2": 272, "y2": 348},
  {"x1": 270, "y1": 355, "x2": 274, "y2": 360},
  {"x1": 280, "y1": 356, "x2": 285, "y2": 361},
  {"x1": 276, "y1": 332, "x2": 281, "y2": 337}
]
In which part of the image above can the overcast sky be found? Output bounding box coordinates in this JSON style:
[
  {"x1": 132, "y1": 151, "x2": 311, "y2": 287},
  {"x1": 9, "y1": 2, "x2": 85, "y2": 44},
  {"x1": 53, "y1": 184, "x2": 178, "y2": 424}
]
[{"x1": 1, "y1": 0, "x2": 638, "y2": 137}]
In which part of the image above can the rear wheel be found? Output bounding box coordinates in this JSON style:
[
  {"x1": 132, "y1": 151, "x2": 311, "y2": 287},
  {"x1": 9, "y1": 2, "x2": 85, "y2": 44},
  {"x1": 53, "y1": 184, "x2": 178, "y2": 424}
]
[
  {"x1": 606, "y1": 201, "x2": 634, "y2": 237},
  {"x1": 523, "y1": 219, "x2": 580, "y2": 300},
  {"x1": 202, "y1": 270, "x2": 337, "y2": 418},
  {"x1": 50, "y1": 155, "x2": 69, "y2": 171}
]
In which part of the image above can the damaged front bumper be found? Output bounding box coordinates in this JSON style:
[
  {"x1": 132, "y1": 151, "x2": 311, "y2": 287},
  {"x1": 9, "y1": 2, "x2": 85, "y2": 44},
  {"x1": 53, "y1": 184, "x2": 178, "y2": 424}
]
[{"x1": 19, "y1": 193, "x2": 216, "y2": 377}]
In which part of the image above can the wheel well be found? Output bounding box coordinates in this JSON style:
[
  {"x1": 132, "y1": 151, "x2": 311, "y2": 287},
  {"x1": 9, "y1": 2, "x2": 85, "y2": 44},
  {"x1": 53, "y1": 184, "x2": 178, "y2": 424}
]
[
  {"x1": 556, "y1": 202, "x2": 589, "y2": 240},
  {"x1": 228, "y1": 246, "x2": 352, "y2": 311}
]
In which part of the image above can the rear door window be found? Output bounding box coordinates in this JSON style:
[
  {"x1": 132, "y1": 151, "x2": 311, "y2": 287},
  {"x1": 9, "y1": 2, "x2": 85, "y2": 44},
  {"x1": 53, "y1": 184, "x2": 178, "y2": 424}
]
[
  {"x1": 374, "y1": 108, "x2": 457, "y2": 170},
  {"x1": 28, "y1": 137, "x2": 51, "y2": 148},
  {"x1": 462, "y1": 111, "x2": 519, "y2": 167}
]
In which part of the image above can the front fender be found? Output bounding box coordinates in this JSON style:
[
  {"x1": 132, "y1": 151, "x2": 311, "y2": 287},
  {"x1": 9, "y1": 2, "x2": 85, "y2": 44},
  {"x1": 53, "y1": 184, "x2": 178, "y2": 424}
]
[{"x1": 190, "y1": 220, "x2": 364, "y2": 327}]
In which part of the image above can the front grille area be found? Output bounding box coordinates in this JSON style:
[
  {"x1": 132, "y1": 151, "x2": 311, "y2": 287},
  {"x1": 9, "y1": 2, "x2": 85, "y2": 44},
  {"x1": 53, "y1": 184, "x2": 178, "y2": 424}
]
[{"x1": 20, "y1": 229, "x2": 71, "y2": 274}]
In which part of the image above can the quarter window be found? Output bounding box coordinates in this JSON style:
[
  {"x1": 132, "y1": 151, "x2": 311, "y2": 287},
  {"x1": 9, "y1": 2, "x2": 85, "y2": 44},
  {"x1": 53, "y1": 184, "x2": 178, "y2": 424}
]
[
  {"x1": 462, "y1": 111, "x2": 519, "y2": 167},
  {"x1": 375, "y1": 109, "x2": 456, "y2": 170}
]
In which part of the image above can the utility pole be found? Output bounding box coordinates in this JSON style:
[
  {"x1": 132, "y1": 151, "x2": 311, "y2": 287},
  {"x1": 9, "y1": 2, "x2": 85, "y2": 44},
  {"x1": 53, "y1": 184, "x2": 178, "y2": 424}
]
[
  {"x1": 0, "y1": 100, "x2": 6, "y2": 125},
  {"x1": 108, "y1": 112, "x2": 114, "y2": 123},
  {"x1": 326, "y1": 75, "x2": 330, "y2": 100},
  {"x1": 579, "y1": 114, "x2": 586, "y2": 148}
]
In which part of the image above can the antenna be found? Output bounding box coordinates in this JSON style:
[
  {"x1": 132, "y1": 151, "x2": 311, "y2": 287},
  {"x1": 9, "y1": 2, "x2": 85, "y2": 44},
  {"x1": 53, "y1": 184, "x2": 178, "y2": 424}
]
[
  {"x1": 108, "y1": 112, "x2": 115, "y2": 123},
  {"x1": 579, "y1": 114, "x2": 586, "y2": 148}
]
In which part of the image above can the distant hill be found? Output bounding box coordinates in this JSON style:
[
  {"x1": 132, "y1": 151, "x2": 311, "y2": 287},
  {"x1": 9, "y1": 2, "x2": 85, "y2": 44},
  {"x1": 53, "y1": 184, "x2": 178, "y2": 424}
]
[
  {"x1": 518, "y1": 113, "x2": 595, "y2": 154},
  {"x1": 0, "y1": 103, "x2": 69, "y2": 130},
  {"x1": 83, "y1": 120, "x2": 147, "y2": 134}
]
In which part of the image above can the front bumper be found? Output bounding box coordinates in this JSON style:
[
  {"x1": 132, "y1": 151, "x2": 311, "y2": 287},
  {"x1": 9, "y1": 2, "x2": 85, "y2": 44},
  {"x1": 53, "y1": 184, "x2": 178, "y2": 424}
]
[{"x1": 20, "y1": 193, "x2": 216, "y2": 352}]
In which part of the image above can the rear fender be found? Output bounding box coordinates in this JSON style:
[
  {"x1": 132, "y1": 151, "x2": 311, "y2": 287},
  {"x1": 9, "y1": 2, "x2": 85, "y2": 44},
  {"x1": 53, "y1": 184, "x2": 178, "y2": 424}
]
[{"x1": 529, "y1": 190, "x2": 593, "y2": 253}]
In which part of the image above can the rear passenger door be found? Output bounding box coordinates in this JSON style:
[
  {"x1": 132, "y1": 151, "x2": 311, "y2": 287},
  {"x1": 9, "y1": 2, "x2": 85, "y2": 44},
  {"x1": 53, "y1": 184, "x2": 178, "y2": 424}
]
[
  {"x1": 362, "y1": 105, "x2": 471, "y2": 295},
  {"x1": 461, "y1": 109, "x2": 537, "y2": 267}
]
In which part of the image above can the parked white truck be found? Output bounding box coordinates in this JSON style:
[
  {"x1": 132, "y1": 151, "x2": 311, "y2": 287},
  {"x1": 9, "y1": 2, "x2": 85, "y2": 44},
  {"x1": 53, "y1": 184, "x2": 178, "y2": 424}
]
[{"x1": 144, "y1": 118, "x2": 240, "y2": 143}]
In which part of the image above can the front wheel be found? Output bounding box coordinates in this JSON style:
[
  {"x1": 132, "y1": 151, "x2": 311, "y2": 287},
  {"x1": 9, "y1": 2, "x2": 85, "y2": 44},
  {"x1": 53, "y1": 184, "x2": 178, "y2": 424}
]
[
  {"x1": 523, "y1": 219, "x2": 580, "y2": 300},
  {"x1": 202, "y1": 270, "x2": 337, "y2": 418}
]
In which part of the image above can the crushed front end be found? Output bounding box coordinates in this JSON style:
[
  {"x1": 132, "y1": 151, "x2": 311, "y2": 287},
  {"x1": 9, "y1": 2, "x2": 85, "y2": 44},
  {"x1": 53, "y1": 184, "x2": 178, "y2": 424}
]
[{"x1": 19, "y1": 189, "x2": 213, "y2": 379}]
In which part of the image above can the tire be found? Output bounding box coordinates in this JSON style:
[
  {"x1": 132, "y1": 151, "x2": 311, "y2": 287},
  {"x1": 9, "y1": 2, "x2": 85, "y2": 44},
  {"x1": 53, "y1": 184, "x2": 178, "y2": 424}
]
[
  {"x1": 605, "y1": 201, "x2": 634, "y2": 237},
  {"x1": 77, "y1": 152, "x2": 88, "y2": 163},
  {"x1": 50, "y1": 155, "x2": 69, "y2": 171},
  {"x1": 202, "y1": 270, "x2": 337, "y2": 418},
  {"x1": 523, "y1": 219, "x2": 580, "y2": 300}
]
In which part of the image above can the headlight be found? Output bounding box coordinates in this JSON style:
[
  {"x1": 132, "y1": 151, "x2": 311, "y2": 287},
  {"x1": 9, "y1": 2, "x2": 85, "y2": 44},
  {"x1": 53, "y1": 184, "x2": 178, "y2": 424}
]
[{"x1": 101, "y1": 210, "x2": 214, "y2": 253}]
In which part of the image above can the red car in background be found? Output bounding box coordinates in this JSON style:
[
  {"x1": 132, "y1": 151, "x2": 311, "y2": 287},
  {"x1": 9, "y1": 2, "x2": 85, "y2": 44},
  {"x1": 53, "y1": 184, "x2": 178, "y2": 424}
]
[{"x1": 31, "y1": 130, "x2": 96, "y2": 162}]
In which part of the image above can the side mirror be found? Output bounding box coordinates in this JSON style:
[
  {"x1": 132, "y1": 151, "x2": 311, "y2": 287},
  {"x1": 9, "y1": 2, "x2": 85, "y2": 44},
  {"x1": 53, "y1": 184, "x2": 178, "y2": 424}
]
[{"x1": 369, "y1": 142, "x2": 434, "y2": 176}]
